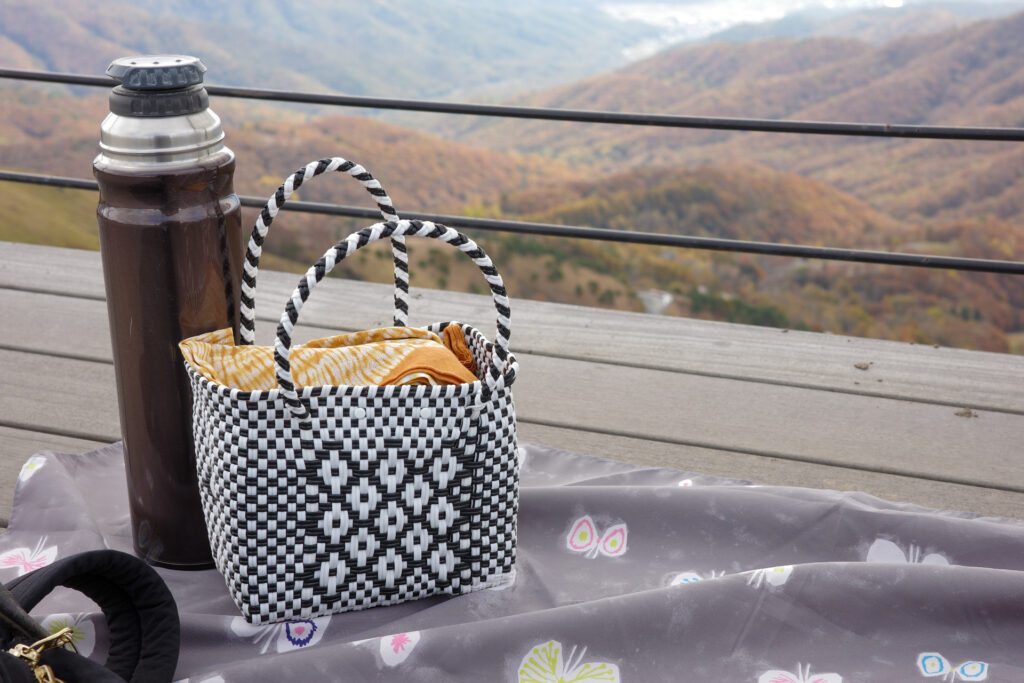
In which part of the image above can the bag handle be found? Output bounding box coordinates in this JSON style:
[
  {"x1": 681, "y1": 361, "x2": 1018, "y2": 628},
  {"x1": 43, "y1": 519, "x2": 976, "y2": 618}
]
[
  {"x1": 274, "y1": 219, "x2": 512, "y2": 427},
  {"x1": 1, "y1": 549, "x2": 180, "y2": 683},
  {"x1": 239, "y1": 157, "x2": 409, "y2": 344}
]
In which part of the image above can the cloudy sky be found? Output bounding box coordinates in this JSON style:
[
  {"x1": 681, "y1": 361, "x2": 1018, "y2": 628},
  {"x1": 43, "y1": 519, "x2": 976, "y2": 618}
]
[{"x1": 602, "y1": 0, "x2": 1024, "y2": 57}]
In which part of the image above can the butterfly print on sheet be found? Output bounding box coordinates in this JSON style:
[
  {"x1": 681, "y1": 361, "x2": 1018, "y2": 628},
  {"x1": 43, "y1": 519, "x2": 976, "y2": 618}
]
[
  {"x1": 744, "y1": 565, "x2": 794, "y2": 589},
  {"x1": 18, "y1": 455, "x2": 47, "y2": 483},
  {"x1": 380, "y1": 631, "x2": 421, "y2": 666},
  {"x1": 229, "y1": 615, "x2": 330, "y2": 654},
  {"x1": 917, "y1": 652, "x2": 988, "y2": 680},
  {"x1": 518, "y1": 640, "x2": 619, "y2": 682},
  {"x1": 40, "y1": 613, "x2": 96, "y2": 657},
  {"x1": 669, "y1": 569, "x2": 724, "y2": 586},
  {"x1": 758, "y1": 662, "x2": 842, "y2": 683},
  {"x1": 0, "y1": 537, "x2": 58, "y2": 576},
  {"x1": 866, "y1": 538, "x2": 949, "y2": 565},
  {"x1": 566, "y1": 516, "x2": 628, "y2": 559},
  {"x1": 517, "y1": 447, "x2": 528, "y2": 470}
]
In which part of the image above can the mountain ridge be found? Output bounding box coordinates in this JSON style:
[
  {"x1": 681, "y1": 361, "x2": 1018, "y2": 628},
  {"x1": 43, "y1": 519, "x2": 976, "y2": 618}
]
[
  {"x1": 0, "y1": 0, "x2": 659, "y2": 99},
  {"x1": 1, "y1": 7, "x2": 1021, "y2": 352},
  {"x1": 0, "y1": 87, "x2": 576, "y2": 213},
  {"x1": 449, "y1": 10, "x2": 1024, "y2": 225}
]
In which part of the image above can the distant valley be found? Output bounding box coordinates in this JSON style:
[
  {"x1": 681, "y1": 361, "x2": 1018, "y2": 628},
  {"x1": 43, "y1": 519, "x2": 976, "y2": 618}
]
[{"x1": 1, "y1": 5, "x2": 1022, "y2": 353}]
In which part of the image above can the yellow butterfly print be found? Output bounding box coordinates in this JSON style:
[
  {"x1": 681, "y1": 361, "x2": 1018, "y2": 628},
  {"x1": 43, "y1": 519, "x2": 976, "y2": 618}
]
[{"x1": 518, "y1": 640, "x2": 620, "y2": 682}]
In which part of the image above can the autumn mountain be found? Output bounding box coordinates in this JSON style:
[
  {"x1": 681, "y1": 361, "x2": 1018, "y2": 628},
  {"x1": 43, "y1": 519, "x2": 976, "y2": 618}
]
[
  {"x1": 0, "y1": 87, "x2": 574, "y2": 212},
  {"x1": 449, "y1": 10, "x2": 1024, "y2": 226},
  {"x1": 0, "y1": 0, "x2": 659, "y2": 98},
  {"x1": 1, "y1": 9, "x2": 1022, "y2": 352},
  {"x1": 492, "y1": 164, "x2": 1023, "y2": 353},
  {"x1": 0, "y1": 84, "x2": 575, "y2": 269}
]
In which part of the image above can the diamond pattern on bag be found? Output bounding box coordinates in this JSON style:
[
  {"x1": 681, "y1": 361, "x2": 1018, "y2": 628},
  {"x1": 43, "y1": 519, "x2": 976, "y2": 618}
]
[{"x1": 189, "y1": 324, "x2": 518, "y2": 623}]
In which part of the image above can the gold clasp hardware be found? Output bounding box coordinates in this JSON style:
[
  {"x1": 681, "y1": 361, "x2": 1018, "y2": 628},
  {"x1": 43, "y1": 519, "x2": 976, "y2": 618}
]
[{"x1": 7, "y1": 626, "x2": 73, "y2": 683}]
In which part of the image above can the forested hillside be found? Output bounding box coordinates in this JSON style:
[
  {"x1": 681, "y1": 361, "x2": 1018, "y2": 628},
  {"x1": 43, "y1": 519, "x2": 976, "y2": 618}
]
[
  {"x1": 0, "y1": 0, "x2": 658, "y2": 97},
  {"x1": 1, "y1": 10, "x2": 1022, "y2": 352},
  {"x1": 490, "y1": 165, "x2": 1024, "y2": 352},
  {"x1": 451, "y1": 10, "x2": 1024, "y2": 224},
  {"x1": 0, "y1": 86, "x2": 574, "y2": 212}
]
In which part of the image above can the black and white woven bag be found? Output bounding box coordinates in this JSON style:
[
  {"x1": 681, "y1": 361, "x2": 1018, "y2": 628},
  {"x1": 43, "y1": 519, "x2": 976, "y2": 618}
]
[{"x1": 185, "y1": 159, "x2": 520, "y2": 624}]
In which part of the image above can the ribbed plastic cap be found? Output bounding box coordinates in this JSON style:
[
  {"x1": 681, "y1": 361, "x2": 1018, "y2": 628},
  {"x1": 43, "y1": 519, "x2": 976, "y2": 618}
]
[
  {"x1": 106, "y1": 55, "x2": 206, "y2": 91},
  {"x1": 106, "y1": 55, "x2": 210, "y2": 117}
]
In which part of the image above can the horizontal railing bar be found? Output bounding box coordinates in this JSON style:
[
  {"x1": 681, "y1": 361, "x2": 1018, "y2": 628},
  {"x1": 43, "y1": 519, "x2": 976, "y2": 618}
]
[
  {"x1": 0, "y1": 171, "x2": 99, "y2": 191},
  {"x1": 2, "y1": 68, "x2": 1024, "y2": 141},
  {"x1": 3, "y1": 169, "x2": 1021, "y2": 275}
]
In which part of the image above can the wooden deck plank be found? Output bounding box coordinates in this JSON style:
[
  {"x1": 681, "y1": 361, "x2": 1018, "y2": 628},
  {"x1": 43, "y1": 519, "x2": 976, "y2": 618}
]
[
  {"x1": 0, "y1": 290, "x2": 389, "y2": 363},
  {"x1": 0, "y1": 420, "x2": 1019, "y2": 525},
  {"x1": 1, "y1": 291, "x2": 112, "y2": 361},
  {"x1": 0, "y1": 242, "x2": 107, "y2": 299},
  {"x1": 0, "y1": 426, "x2": 109, "y2": 460},
  {"x1": 518, "y1": 422, "x2": 1024, "y2": 521},
  {"x1": 512, "y1": 354, "x2": 1023, "y2": 490},
  {"x1": 2, "y1": 346, "x2": 1021, "y2": 493},
  {"x1": 2, "y1": 346, "x2": 1020, "y2": 519},
  {"x1": 3, "y1": 241, "x2": 1022, "y2": 412},
  {"x1": 0, "y1": 350, "x2": 118, "y2": 443},
  {"x1": 256, "y1": 273, "x2": 1024, "y2": 414},
  {"x1": 3, "y1": 241, "x2": 1023, "y2": 521}
]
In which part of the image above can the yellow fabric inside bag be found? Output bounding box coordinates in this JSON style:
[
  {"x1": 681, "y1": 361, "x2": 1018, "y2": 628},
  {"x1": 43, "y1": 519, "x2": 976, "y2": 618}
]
[{"x1": 179, "y1": 325, "x2": 479, "y2": 391}]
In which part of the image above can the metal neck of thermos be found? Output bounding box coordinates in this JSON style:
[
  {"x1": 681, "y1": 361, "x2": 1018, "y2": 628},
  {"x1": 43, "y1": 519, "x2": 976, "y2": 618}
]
[{"x1": 95, "y1": 55, "x2": 229, "y2": 171}]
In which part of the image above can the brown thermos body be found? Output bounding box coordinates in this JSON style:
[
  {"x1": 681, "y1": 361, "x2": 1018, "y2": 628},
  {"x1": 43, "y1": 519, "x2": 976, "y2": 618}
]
[{"x1": 93, "y1": 55, "x2": 243, "y2": 568}]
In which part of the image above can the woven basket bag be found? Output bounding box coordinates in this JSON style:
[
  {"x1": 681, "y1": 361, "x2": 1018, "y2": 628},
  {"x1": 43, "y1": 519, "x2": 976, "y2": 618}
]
[{"x1": 184, "y1": 158, "x2": 520, "y2": 623}]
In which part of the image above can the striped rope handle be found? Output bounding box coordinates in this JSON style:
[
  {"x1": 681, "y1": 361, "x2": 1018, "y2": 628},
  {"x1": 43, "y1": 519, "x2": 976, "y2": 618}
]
[
  {"x1": 239, "y1": 157, "x2": 410, "y2": 345},
  {"x1": 274, "y1": 220, "x2": 512, "y2": 426}
]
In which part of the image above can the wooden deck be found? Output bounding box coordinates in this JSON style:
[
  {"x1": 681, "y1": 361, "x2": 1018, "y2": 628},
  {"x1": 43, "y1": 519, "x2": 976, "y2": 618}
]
[{"x1": 1, "y1": 240, "x2": 1023, "y2": 526}]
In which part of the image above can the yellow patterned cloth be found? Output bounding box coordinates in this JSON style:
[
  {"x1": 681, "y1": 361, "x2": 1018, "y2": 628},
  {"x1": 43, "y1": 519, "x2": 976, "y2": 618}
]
[{"x1": 179, "y1": 326, "x2": 479, "y2": 391}]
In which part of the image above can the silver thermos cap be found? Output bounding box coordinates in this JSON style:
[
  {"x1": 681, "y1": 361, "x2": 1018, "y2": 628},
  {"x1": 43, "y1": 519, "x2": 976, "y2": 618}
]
[{"x1": 95, "y1": 55, "x2": 229, "y2": 170}]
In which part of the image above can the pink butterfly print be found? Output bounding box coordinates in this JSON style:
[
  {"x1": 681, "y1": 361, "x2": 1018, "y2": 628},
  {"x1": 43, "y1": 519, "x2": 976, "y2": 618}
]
[
  {"x1": 566, "y1": 516, "x2": 628, "y2": 559},
  {"x1": 758, "y1": 663, "x2": 842, "y2": 683},
  {"x1": 0, "y1": 538, "x2": 57, "y2": 576},
  {"x1": 390, "y1": 633, "x2": 412, "y2": 653},
  {"x1": 380, "y1": 631, "x2": 420, "y2": 666}
]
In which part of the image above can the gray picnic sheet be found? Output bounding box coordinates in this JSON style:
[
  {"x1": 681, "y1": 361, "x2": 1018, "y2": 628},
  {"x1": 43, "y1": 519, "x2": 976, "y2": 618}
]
[{"x1": 2, "y1": 443, "x2": 1023, "y2": 682}]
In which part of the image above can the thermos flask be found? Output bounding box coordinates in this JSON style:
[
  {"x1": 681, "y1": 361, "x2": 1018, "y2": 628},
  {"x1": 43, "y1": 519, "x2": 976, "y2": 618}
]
[{"x1": 94, "y1": 55, "x2": 242, "y2": 568}]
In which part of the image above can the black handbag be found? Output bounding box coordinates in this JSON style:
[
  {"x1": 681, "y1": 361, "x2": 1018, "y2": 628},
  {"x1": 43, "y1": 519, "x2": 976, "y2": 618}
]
[{"x1": 0, "y1": 549, "x2": 179, "y2": 682}]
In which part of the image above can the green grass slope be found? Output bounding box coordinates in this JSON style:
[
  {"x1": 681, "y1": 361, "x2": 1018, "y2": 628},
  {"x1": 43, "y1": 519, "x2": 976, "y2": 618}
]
[{"x1": 0, "y1": 182, "x2": 99, "y2": 249}]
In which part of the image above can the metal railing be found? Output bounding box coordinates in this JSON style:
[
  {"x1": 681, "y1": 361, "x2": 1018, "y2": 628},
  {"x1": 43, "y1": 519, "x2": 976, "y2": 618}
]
[{"x1": 1, "y1": 67, "x2": 1023, "y2": 277}]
